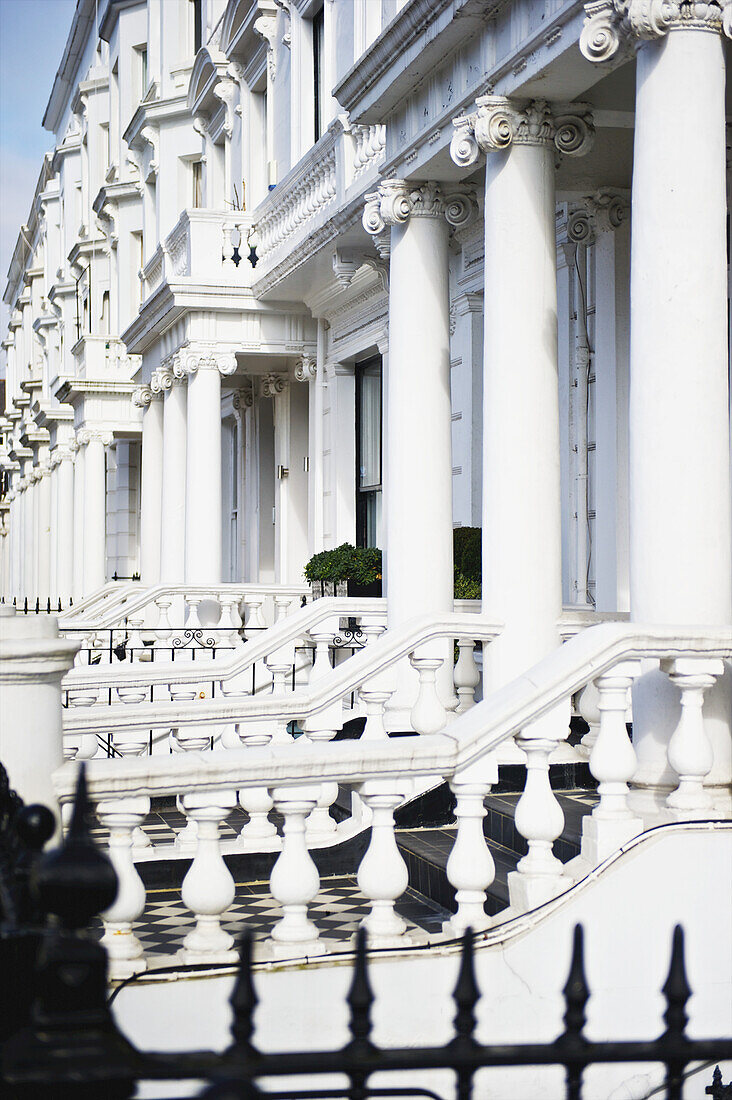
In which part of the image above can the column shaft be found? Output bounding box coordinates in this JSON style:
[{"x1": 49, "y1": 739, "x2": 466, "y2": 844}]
[
  {"x1": 24, "y1": 479, "x2": 35, "y2": 600},
  {"x1": 72, "y1": 448, "x2": 85, "y2": 600},
  {"x1": 49, "y1": 465, "x2": 59, "y2": 601},
  {"x1": 185, "y1": 366, "x2": 222, "y2": 584},
  {"x1": 482, "y1": 141, "x2": 562, "y2": 690},
  {"x1": 386, "y1": 213, "x2": 453, "y2": 627},
  {"x1": 140, "y1": 397, "x2": 164, "y2": 584},
  {"x1": 160, "y1": 382, "x2": 187, "y2": 583},
  {"x1": 56, "y1": 456, "x2": 74, "y2": 604},
  {"x1": 83, "y1": 437, "x2": 107, "y2": 595},
  {"x1": 37, "y1": 471, "x2": 51, "y2": 603}
]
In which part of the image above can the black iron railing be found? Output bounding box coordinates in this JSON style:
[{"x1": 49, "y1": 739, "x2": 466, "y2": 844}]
[{"x1": 1, "y1": 764, "x2": 730, "y2": 1099}]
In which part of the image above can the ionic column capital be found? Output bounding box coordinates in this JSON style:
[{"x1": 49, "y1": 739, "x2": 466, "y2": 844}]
[
  {"x1": 294, "y1": 353, "x2": 316, "y2": 382},
  {"x1": 580, "y1": 0, "x2": 732, "y2": 64},
  {"x1": 185, "y1": 351, "x2": 238, "y2": 377},
  {"x1": 362, "y1": 180, "x2": 477, "y2": 238},
  {"x1": 50, "y1": 446, "x2": 74, "y2": 468},
  {"x1": 76, "y1": 428, "x2": 114, "y2": 448},
  {"x1": 566, "y1": 189, "x2": 630, "y2": 245},
  {"x1": 451, "y1": 97, "x2": 594, "y2": 168},
  {"x1": 260, "y1": 373, "x2": 289, "y2": 398},
  {"x1": 132, "y1": 384, "x2": 155, "y2": 408}
]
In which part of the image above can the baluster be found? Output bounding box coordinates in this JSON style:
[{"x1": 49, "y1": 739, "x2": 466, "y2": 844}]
[
  {"x1": 360, "y1": 619, "x2": 386, "y2": 648},
  {"x1": 359, "y1": 688, "x2": 392, "y2": 741},
  {"x1": 219, "y1": 594, "x2": 243, "y2": 648},
  {"x1": 409, "y1": 653, "x2": 447, "y2": 735},
  {"x1": 581, "y1": 662, "x2": 643, "y2": 865},
  {"x1": 171, "y1": 725, "x2": 212, "y2": 850},
  {"x1": 444, "y1": 771, "x2": 496, "y2": 936},
  {"x1": 274, "y1": 594, "x2": 291, "y2": 622},
  {"x1": 126, "y1": 618, "x2": 146, "y2": 662},
  {"x1": 98, "y1": 796, "x2": 149, "y2": 979},
  {"x1": 662, "y1": 657, "x2": 724, "y2": 813},
  {"x1": 67, "y1": 694, "x2": 100, "y2": 760},
  {"x1": 357, "y1": 780, "x2": 411, "y2": 946},
  {"x1": 222, "y1": 224, "x2": 235, "y2": 266},
  {"x1": 185, "y1": 594, "x2": 204, "y2": 630},
  {"x1": 243, "y1": 597, "x2": 266, "y2": 637},
  {"x1": 268, "y1": 786, "x2": 323, "y2": 956},
  {"x1": 154, "y1": 596, "x2": 173, "y2": 644},
  {"x1": 110, "y1": 732, "x2": 152, "y2": 847},
  {"x1": 453, "y1": 638, "x2": 481, "y2": 713},
  {"x1": 237, "y1": 728, "x2": 278, "y2": 842},
  {"x1": 179, "y1": 789, "x2": 239, "y2": 964},
  {"x1": 507, "y1": 734, "x2": 569, "y2": 912},
  {"x1": 576, "y1": 679, "x2": 601, "y2": 755},
  {"x1": 308, "y1": 627, "x2": 335, "y2": 682}
]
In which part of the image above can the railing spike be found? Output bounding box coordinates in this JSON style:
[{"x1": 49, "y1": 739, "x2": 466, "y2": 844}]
[
  {"x1": 230, "y1": 930, "x2": 258, "y2": 1052},
  {"x1": 563, "y1": 924, "x2": 589, "y2": 1039},
  {"x1": 662, "y1": 924, "x2": 691, "y2": 1041},
  {"x1": 347, "y1": 924, "x2": 374, "y2": 1047},
  {"x1": 453, "y1": 928, "x2": 480, "y2": 1043}
]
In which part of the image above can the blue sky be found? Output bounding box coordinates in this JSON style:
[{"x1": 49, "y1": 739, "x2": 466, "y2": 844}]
[{"x1": 0, "y1": 0, "x2": 77, "y2": 332}]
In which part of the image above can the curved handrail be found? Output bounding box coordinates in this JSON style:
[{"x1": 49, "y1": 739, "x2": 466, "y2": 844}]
[
  {"x1": 62, "y1": 610, "x2": 501, "y2": 735},
  {"x1": 62, "y1": 596, "x2": 387, "y2": 692},
  {"x1": 56, "y1": 621, "x2": 732, "y2": 800},
  {"x1": 60, "y1": 581, "x2": 310, "y2": 629}
]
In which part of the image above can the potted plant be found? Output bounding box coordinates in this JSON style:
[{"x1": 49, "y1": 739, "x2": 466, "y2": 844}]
[{"x1": 304, "y1": 543, "x2": 382, "y2": 598}]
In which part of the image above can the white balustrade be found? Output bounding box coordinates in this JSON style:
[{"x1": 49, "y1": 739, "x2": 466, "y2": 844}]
[
  {"x1": 357, "y1": 780, "x2": 411, "y2": 946},
  {"x1": 222, "y1": 224, "x2": 236, "y2": 267},
  {"x1": 243, "y1": 597, "x2": 266, "y2": 632},
  {"x1": 274, "y1": 595, "x2": 292, "y2": 622},
  {"x1": 309, "y1": 627, "x2": 335, "y2": 681},
  {"x1": 269, "y1": 786, "x2": 323, "y2": 955},
  {"x1": 662, "y1": 657, "x2": 724, "y2": 813},
  {"x1": 444, "y1": 774, "x2": 496, "y2": 935},
  {"x1": 508, "y1": 734, "x2": 570, "y2": 911},
  {"x1": 409, "y1": 654, "x2": 447, "y2": 735},
  {"x1": 98, "y1": 796, "x2": 149, "y2": 979},
  {"x1": 179, "y1": 788, "x2": 239, "y2": 964},
  {"x1": 171, "y1": 722, "x2": 211, "y2": 849},
  {"x1": 185, "y1": 594, "x2": 204, "y2": 631},
  {"x1": 237, "y1": 726, "x2": 279, "y2": 842},
  {"x1": 453, "y1": 639, "x2": 481, "y2": 713},
  {"x1": 219, "y1": 594, "x2": 243, "y2": 647},
  {"x1": 580, "y1": 662, "x2": 643, "y2": 864}
]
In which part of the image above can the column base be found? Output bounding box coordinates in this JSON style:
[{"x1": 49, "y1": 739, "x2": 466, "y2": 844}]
[
  {"x1": 580, "y1": 813, "x2": 644, "y2": 866},
  {"x1": 507, "y1": 869, "x2": 571, "y2": 913}
]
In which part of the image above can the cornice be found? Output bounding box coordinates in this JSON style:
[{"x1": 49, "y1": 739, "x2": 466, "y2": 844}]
[{"x1": 123, "y1": 95, "x2": 190, "y2": 150}]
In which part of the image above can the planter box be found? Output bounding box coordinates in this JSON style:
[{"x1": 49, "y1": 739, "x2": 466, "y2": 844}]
[{"x1": 347, "y1": 579, "x2": 382, "y2": 598}]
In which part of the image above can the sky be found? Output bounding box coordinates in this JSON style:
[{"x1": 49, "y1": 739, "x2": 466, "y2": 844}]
[{"x1": 0, "y1": 0, "x2": 77, "y2": 337}]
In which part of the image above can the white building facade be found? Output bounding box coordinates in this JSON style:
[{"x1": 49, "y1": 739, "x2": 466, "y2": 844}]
[{"x1": 1, "y1": 0, "x2": 732, "y2": 1086}]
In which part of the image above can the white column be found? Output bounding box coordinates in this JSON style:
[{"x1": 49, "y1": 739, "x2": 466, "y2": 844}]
[
  {"x1": 55, "y1": 449, "x2": 74, "y2": 605},
  {"x1": 72, "y1": 440, "x2": 85, "y2": 601},
  {"x1": 8, "y1": 491, "x2": 20, "y2": 600},
  {"x1": 363, "y1": 182, "x2": 473, "y2": 721},
  {"x1": 49, "y1": 458, "x2": 59, "y2": 602},
  {"x1": 24, "y1": 471, "x2": 35, "y2": 600},
  {"x1": 364, "y1": 181, "x2": 469, "y2": 630},
  {"x1": 185, "y1": 353, "x2": 236, "y2": 584},
  {"x1": 134, "y1": 386, "x2": 163, "y2": 585},
  {"x1": 451, "y1": 99, "x2": 594, "y2": 693},
  {"x1": 37, "y1": 463, "x2": 52, "y2": 604},
  {"x1": 158, "y1": 366, "x2": 187, "y2": 583},
  {"x1": 0, "y1": 608, "x2": 79, "y2": 829},
  {"x1": 81, "y1": 430, "x2": 109, "y2": 596},
  {"x1": 581, "y1": 7, "x2": 732, "y2": 796}
]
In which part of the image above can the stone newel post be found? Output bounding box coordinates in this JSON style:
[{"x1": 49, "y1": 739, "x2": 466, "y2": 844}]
[{"x1": 0, "y1": 608, "x2": 79, "y2": 826}]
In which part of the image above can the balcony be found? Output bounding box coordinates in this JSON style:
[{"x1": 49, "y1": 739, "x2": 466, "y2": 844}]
[
  {"x1": 70, "y1": 335, "x2": 141, "y2": 381},
  {"x1": 140, "y1": 209, "x2": 255, "y2": 304},
  {"x1": 249, "y1": 119, "x2": 386, "y2": 292}
]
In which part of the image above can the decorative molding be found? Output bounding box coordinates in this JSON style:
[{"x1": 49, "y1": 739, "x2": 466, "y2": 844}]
[
  {"x1": 213, "y1": 78, "x2": 238, "y2": 138},
  {"x1": 451, "y1": 98, "x2": 594, "y2": 168},
  {"x1": 580, "y1": 0, "x2": 732, "y2": 64},
  {"x1": 332, "y1": 249, "x2": 363, "y2": 290},
  {"x1": 76, "y1": 427, "x2": 114, "y2": 447},
  {"x1": 233, "y1": 382, "x2": 255, "y2": 410},
  {"x1": 567, "y1": 189, "x2": 630, "y2": 244},
  {"x1": 254, "y1": 11, "x2": 278, "y2": 81},
  {"x1": 132, "y1": 385, "x2": 155, "y2": 408},
  {"x1": 362, "y1": 181, "x2": 478, "y2": 243}
]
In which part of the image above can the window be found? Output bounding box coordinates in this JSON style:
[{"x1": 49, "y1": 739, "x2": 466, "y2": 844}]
[
  {"x1": 191, "y1": 0, "x2": 203, "y2": 53},
  {"x1": 137, "y1": 46, "x2": 147, "y2": 101},
  {"x1": 192, "y1": 160, "x2": 203, "y2": 208},
  {"x1": 355, "y1": 356, "x2": 382, "y2": 548},
  {"x1": 312, "y1": 4, "x2": 325, "y2": 142}
]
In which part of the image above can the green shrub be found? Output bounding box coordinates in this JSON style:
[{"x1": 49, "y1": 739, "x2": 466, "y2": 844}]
[
  {"x1": 454, "y1": 573, "x2": 481, "y2": 600},
  {"x1": 304, "y1": 544, "x2": 382, "y2": 584}
]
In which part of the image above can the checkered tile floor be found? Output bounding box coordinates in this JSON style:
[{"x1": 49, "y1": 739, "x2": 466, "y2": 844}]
[
  {"x1": 93, "y1": 876, "x2": 450, "y2": 957},
  {"x1": 90, "y1": 803, "x2": 257, "y2": 849}
]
